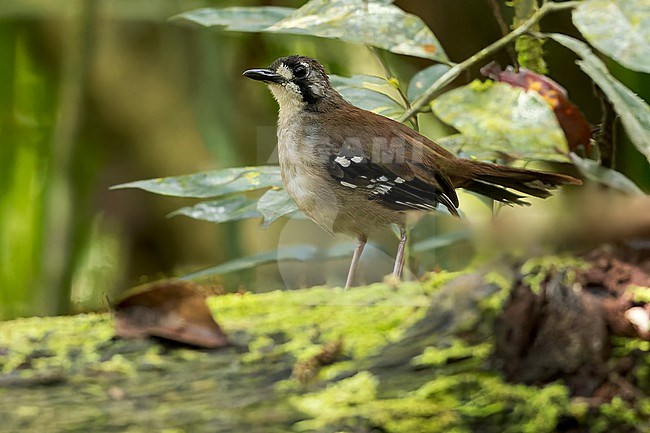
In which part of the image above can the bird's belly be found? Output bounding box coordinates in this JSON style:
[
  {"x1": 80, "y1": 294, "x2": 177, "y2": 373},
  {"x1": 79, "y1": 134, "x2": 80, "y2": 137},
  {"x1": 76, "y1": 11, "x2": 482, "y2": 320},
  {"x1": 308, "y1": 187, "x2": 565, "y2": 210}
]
[
  {"x1": 276, "y1": 118, "x2": 403, "y2": 235},
  {"x1": 279, "y1": 152, "x2": 403, "y2": 235},
  {"x1": 279, "y1": 152, "x2": 339, "y2": 233}
]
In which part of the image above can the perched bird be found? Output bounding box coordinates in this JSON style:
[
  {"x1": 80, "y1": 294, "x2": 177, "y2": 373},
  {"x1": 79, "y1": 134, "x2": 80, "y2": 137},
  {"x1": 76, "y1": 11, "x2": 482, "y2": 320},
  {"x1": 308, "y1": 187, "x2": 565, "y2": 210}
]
[{"x1": 243, "y1": 55, "x2": 580, "y2": 289}]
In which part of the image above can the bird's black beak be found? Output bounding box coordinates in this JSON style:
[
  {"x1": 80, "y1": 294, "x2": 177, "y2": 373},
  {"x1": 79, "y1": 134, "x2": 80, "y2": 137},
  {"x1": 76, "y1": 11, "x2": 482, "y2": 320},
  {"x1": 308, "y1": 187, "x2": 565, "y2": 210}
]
[{"x1": 243, "y1": 68, "x2": 285, "y2": 84}]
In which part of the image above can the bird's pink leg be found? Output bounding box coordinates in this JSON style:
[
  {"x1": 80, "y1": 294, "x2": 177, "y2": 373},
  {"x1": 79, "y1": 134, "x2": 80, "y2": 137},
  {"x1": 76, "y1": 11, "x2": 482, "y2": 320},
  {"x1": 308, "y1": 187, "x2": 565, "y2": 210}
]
[
  {"x1": 344, "y1": 234, "x2": 367, "y2": 290},
  {"x1": 392, "y1": 226, "x2": 407, "y2": 278}
]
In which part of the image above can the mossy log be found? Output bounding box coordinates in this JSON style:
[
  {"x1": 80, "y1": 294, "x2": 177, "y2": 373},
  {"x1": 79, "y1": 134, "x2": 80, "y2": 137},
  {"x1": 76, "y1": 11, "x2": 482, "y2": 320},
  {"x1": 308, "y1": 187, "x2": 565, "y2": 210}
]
[{"x1": 1, "y1": 249, "x2": 650, "y2": 433}]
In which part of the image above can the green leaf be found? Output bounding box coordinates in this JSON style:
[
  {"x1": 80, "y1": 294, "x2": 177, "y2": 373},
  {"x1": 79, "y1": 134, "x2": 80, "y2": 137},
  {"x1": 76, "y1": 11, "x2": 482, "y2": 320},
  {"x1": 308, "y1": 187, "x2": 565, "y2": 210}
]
[
  {"x1": 569, "y1": 153, "x2": 644, "y2": 195},
  {"x1": 171, "y1": 7, "x2": 294, "y2": 32},
  {"x1": 573, "y1": 0, "x2": 650, "y2": 73},
  {"x1": 412, "y1": 230, "x2": 470, "y2": 253},
  {"x1": 330, "y1": 74, "x2": 404, "y2": 119},
  {"x1": 548, "y1": 33, "x2": 650, "y2": 163},
  {"x1": 111, "y1": 166, "x2": 283, "y2": 198},
  {"x1": 168, "y1": 195, "x2": 261, "y2": 223},
  {"x1": 180, "y1": 245, "x2": 320, "y2": 280},
  {"x1": 431, "y1": 81, "x2": 569, "y2": 162},
  {"x1": 179, "y1": 242, "x2": 359, "y2": 280},
  {"x1": 407, "y1": 64, "x2": 450, "y2": 103},
  {"x1": 257, "y1": 188, "x2": 301, "y2": 228},
  {"x1": 266, "y1": 0, "x2": 449, "y2": 62}
]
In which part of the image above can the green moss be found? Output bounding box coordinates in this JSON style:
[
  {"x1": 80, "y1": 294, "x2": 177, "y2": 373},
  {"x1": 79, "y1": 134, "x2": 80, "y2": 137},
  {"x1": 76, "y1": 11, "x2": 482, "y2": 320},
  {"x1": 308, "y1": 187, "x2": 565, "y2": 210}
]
[
  {"x1": 2, "y1": 266, "x2": 650, "y2": 432},
  {"x1": 208, "y1": 281, "x2": 439, "y2": 375},
  {"x1": 520, "y1": 255, "x2": 589, "y2": 294},
  {"x1": 411, "y1": 339, "x2": 492, "y2": 369},
  {"x1": 291, "y1": 370, "x2": 571, "y2": 433},
  {"x1": 510, "y1": 0, "x2": 548, "y2": 74},
  {"x1": 631, "y1": 285, "x2": 650, "y2": 303},
  {"x1": 0, "y1": 313, "x2": 115, "y2": 375},
  {"x1": 591, "y1": 397, "x2": 646, "y2": 433},
  {"x1": 480, "y1": 270, "x2": 513, "y2": 316},
  {"x1": 468, "y1": 79, "x2": 493, "y2": 92},
  {"x1": 515, "y1": 36, "x2": 548, "y2": 75}
]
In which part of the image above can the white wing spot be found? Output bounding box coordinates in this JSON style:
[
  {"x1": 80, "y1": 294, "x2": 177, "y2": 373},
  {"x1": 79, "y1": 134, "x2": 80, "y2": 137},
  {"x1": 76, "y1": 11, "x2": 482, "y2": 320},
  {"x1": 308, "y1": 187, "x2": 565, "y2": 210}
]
[
  {"x1": 374, "y1": 184, "x2": 392, "y2": 194},
  {"x1": 395, "y1": 177, "x2": 405, "y2": 183},
  {"x1": 379, "y1": 176, "x2": 389, "y2": 182},
  {"x1": 334, "y1": 156, "x2": 351, "y2": 167},
  {"x1": 340, "y1": 181, "x2": 357, "y2": 189},
  {"x1": 351, "y1": 156, "x2": 363, "y2": 163}
]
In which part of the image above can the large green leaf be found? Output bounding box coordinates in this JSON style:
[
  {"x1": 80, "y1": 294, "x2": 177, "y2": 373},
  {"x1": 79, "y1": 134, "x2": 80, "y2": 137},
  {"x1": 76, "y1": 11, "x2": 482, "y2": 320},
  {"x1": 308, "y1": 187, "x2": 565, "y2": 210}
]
[
  {"x1": 180, "y1": 227, "x2": 467, "y2": 280},
  {"x1": 180, "y1": 245, "x2": 319, "y2": 280},
  {"x1": 179, "y1": 242, "x2": 359, "y2": 280},
  {"x1": 173, "y1": 1, "x2": 447, "y2": 61},
  {"x1": 257, "y1": 188, "x2": 301, "y2": 228},
  {"x1": 573, "y1": 0, "x2": 650, "y2": 73},
  {"x1": 171, "y1": 7, "x2": 294, "y2": 32},
  {"x1": 548, "y1": 33, "x2": 650, "y2": 163},
  {"x1": 407, "y1": 64, "x2": 450, "y2": 103},
  {"x1": 266, "y1": 0, "x2": 448, "y2": 62},
  {"x1": 412, "y1": 230, "x2": 470, "y2": 253},
  {"x1": 112, "y1": 166, "x2": 283, "y2": 198},
  {"x1": 168, "y1": 195, "x2": 261, "y2": 223},
  {"x1": 431, "y1": 81, "x2": 569, "y2": 162},
  {"x1": 569, "y1": 153, "x2": 644, "y2": 195},
  {"x1": 330, "y1": 74, "x2": 404, "y2": 119}
]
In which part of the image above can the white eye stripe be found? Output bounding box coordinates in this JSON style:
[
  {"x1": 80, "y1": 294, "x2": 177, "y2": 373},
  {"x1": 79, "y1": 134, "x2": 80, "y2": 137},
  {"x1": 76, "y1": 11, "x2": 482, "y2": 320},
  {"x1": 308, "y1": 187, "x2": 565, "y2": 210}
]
[{"x1": 276, "y1": 64, "x2": 293, "y2": 80}]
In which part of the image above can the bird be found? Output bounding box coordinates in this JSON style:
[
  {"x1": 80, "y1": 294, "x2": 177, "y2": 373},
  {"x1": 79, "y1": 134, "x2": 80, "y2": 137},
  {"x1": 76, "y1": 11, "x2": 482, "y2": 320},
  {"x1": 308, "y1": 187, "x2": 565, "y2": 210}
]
[{"x1": 243, "y1": 55, "x2": 581, "y2": 289}]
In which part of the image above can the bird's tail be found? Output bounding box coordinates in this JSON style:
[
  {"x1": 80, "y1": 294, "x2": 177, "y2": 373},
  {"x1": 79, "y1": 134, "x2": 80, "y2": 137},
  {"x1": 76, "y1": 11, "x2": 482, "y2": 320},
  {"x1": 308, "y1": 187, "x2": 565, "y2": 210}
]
[{"x1": 453, "y1": 159, "x2": 581, "y2": 206}]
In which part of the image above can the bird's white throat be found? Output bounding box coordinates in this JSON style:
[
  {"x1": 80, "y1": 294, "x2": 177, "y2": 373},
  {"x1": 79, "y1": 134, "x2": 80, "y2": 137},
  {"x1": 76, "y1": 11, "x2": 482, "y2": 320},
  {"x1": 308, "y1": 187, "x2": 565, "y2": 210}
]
[{"x1": 268, "y1": 82, "x2": 306, "y2": 121}]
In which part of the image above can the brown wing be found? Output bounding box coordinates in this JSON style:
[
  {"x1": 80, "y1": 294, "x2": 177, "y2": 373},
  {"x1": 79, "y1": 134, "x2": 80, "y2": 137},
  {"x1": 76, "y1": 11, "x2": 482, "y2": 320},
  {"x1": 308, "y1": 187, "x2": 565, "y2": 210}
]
[{"x1": 324, "y1": 105, "x2": 460, "y2": 216}]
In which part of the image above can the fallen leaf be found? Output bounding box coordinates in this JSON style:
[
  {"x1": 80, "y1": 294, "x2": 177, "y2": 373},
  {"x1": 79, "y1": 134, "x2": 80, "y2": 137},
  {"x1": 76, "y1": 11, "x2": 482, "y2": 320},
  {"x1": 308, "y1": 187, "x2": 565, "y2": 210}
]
[{"x1": 114, "y1": 280, "x2": 229, "y2": 349}]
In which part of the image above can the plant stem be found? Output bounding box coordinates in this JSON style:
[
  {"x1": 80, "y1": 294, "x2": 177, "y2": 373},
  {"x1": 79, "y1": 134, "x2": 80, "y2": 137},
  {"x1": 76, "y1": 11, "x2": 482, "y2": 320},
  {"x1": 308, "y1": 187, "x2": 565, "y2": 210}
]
[
  {"x1": 595, "y1": 85, "x2": 617, "y2": 168},
  {"x1": 369, "y1": 46, "x2": 419, "y2": 130},
  {"x1": 485, "y1": 0, "x2": 518, "y2": 65},
  {"x1": 399, "y1": 0, "x2": 580, "y2": 122}
]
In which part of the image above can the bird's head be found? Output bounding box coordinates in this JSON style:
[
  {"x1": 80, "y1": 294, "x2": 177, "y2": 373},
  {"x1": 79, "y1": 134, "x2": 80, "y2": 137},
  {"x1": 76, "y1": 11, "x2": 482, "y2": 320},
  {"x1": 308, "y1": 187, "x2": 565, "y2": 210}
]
[{"x1": 243, "y1": 55, "x2": 335, "y2": 111}]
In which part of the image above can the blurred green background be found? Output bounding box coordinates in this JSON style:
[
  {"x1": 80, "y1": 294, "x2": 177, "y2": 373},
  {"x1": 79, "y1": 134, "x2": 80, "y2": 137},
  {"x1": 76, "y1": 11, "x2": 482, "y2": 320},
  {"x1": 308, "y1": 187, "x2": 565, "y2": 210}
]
[{"x1": 1, "y1": 0, "x2": 647, "y2": 320}]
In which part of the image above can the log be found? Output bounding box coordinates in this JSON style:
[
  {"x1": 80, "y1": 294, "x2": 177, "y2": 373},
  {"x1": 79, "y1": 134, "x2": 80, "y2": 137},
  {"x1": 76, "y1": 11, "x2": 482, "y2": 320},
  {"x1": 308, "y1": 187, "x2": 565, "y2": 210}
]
[{"x1": 1, "y1": 246, "x2": 649, "y2": 432}]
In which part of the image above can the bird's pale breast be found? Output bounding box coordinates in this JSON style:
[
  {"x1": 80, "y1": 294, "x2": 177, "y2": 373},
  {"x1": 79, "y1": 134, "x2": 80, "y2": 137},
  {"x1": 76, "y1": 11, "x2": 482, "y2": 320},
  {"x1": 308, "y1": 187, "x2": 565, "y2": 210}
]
[{"x1": 276, "y1": 111, "x2": 404, "y2": 235}]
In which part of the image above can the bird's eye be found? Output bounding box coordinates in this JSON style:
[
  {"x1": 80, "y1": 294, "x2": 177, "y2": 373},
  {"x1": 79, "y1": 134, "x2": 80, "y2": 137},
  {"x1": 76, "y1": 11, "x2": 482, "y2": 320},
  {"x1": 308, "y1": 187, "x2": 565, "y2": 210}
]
[{"x1": 293, "y1": 64, "x2": 308, "y2": 79}]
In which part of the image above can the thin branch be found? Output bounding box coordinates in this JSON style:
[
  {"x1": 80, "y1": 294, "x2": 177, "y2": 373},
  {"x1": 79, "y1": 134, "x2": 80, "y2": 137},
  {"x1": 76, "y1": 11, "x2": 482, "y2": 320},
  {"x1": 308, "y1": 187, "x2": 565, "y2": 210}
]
[
  {"x1": 595, "y1": 85, "x2": 618, "y2": 169},
  {"x1": 399, "y1": 0, "x2": 580, "y2": 122},
  {"x1": 369, "y1": 46, "x2": 419, "y2": 130},
  {"x1": 485, "y1": 0, "x2": 518, "y2": 66}
]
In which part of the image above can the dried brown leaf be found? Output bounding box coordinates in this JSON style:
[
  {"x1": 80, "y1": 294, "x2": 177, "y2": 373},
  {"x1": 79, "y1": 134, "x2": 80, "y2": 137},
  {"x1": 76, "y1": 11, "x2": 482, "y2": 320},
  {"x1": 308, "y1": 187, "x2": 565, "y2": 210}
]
[{"x1": 114, "y1": 280, "x2": 229, "y2": 349}]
